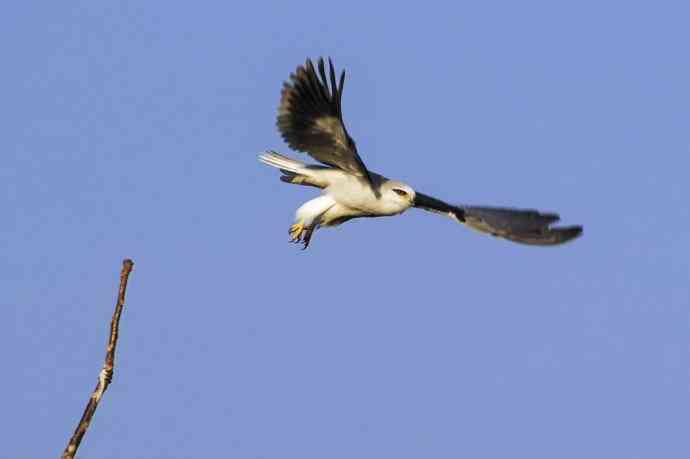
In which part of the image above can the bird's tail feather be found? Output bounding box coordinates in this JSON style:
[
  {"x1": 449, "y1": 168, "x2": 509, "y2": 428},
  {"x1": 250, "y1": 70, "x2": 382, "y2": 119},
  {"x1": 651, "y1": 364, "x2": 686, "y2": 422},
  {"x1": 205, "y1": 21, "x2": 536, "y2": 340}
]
[
  {"x1": 259, "y1": 150, "x2": 306, "y2": 174},
  {"x1": 259, "y1": 150, "x2": 329, "y2": 188}
]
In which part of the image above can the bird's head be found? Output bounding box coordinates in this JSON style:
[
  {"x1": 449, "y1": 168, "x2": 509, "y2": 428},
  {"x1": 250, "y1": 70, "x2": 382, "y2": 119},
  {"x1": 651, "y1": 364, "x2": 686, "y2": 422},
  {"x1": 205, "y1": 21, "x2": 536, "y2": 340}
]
[{"x1": 379, "y1": 180, "x2": 416, "y2": 214}]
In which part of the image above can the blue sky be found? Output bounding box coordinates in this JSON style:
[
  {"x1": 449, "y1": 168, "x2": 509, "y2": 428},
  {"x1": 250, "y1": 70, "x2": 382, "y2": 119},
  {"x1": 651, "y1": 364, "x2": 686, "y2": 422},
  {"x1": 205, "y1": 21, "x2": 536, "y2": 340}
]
[{"x1": 4, "y1": 1, "x2": 689, "y2": 458}]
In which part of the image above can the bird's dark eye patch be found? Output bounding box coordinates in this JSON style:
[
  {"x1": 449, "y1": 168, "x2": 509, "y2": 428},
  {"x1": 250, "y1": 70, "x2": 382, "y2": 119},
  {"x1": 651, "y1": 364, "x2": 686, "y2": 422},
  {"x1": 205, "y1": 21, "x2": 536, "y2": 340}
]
[{"x1": 393, "y1": 188, "x2": 408, "y2": 197}]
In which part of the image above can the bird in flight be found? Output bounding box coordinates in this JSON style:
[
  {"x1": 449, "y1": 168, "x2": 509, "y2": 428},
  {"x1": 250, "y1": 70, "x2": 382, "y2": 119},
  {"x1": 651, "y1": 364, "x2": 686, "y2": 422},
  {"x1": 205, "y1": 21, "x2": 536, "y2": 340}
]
[{"x1": 260, "y1": 58, "x2": 582, "y2": 249}]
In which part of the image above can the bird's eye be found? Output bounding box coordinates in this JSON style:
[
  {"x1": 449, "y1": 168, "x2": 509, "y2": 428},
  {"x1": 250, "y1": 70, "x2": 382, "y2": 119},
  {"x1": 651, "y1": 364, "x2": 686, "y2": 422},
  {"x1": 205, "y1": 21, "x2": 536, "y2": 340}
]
[{"x1": 393, "y1": 188, "x2": 408, "y2": 197}]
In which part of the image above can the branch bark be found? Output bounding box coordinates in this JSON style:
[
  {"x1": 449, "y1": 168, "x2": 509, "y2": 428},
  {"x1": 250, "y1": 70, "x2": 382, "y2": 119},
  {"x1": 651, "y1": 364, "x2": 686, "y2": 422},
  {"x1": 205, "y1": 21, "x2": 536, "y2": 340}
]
[{"x1": 61, "y1": 259, "x2": 135, "y2": 459}]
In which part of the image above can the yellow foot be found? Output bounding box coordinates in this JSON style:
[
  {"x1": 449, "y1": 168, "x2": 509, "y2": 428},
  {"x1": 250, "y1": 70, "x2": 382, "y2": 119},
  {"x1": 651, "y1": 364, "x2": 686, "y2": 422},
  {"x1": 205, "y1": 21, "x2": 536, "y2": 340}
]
[
  {"x1": 289, "y1": 221, "x2": 304, "y2": 241},
  {"x1": 288, "y1": 221, "x2": 314, "y2": 249}
]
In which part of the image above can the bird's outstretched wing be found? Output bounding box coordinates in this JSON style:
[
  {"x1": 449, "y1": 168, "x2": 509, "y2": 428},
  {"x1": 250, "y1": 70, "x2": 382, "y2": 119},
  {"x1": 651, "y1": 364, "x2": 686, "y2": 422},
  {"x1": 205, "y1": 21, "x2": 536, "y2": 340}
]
[
  {"x1": 277, "y1": 58, "x2": 372, "y2": 186},
  {"x1": 414, "y1": 192, "x2": 582, "y2": 246}
]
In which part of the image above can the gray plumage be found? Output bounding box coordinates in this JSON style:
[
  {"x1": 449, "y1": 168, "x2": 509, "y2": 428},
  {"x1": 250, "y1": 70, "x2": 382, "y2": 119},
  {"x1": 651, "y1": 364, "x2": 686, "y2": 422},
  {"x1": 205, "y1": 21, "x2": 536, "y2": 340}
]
[
  {"x1": 277, "y1": 58, "x2": 372, "y2": 185},
  {"x1": 262, "y1": 57, "x2": 583, "y2": 249}
]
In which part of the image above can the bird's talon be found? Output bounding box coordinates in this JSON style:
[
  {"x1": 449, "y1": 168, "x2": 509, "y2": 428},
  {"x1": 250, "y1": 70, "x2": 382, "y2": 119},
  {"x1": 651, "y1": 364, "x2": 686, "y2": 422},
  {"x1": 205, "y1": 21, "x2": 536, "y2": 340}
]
[
  {"x1": 289, "y1": 221, "x2": 305, "y2": 242},
  {"x1": 289, "y1": 221, "x2": 314, "y2": 248}
]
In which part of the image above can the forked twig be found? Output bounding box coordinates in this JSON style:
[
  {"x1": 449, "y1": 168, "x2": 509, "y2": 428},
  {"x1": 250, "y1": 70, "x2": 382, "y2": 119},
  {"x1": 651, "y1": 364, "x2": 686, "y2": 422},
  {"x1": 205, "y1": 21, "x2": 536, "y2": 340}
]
[{"x1": 61, "y1": 259, "x2": 135, "y2": 459}]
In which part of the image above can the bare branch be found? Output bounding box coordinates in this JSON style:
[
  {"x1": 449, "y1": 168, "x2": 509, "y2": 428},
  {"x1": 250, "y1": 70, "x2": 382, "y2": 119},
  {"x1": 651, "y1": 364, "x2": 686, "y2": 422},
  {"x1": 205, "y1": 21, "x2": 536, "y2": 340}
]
[{"x1": 61, "y1": 259, "x2": 135, "y2": 459}]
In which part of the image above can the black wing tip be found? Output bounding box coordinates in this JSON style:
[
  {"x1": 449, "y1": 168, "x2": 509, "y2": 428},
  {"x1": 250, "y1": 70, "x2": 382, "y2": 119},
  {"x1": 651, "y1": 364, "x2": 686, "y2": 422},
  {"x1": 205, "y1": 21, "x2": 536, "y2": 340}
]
[
  {"x1": 506, "y1": 224, "x2": 583, "y2": 246},
  {"x1": 553, "y1": 225, "x2": 583, "y2": 243},
  {"x1": 295, "y1": 56, "x2": 337, "y2": 86},
  {"x1": 279, "y1": 57, "x2": 342, "y2": 115}
]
